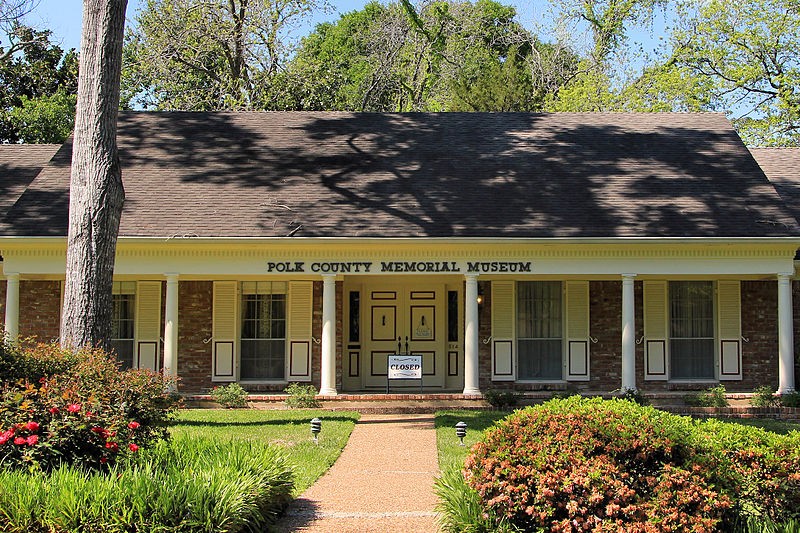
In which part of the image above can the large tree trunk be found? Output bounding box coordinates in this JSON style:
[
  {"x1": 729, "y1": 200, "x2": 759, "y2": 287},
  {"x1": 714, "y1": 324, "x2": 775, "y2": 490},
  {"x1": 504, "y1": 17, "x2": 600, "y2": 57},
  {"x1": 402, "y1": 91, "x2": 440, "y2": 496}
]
[{"x1": 60, "y1": 0, "x2": 128, "y2": 350}]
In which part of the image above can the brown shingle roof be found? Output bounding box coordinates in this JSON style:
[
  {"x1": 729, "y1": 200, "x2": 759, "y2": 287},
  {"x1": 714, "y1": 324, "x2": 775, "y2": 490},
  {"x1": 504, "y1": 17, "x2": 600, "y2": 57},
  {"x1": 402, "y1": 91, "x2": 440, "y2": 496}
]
[
  {"x1": 3, "y1": 112, "x2": 798, "y2": 238},
  {"x1": 0, "y1": 144, "x2": 60, "y2": 222},
  {"x1": 750, "y1": 147, "x2": 800, "y2": 227}
]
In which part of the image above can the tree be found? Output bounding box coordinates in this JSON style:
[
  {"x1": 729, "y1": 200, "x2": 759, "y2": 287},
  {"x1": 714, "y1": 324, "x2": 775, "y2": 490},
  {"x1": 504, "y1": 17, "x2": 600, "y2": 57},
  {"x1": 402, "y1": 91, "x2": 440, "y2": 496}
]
[
  {"x1": 60, "y1": 0, "x2": 127, "y2": 350},
  {"x1": 273, "y1": 0, "x2": 576, "y2": 112},
  {"x1": 0, "y1": 25, "x2": 78, "y2": 142},
  {"x1": 672, "y1": 0, "x2": 800, "y2": 145},
  {"x1": 121, "y1": 0, "x2": 328, "y2": 110}
]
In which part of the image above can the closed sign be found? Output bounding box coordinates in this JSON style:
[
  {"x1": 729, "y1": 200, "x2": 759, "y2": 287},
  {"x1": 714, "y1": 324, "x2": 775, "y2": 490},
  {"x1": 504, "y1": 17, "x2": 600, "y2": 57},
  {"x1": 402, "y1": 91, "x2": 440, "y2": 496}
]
[{"x1": 388, "y1": 355, "x2": 422, "y2": 379}]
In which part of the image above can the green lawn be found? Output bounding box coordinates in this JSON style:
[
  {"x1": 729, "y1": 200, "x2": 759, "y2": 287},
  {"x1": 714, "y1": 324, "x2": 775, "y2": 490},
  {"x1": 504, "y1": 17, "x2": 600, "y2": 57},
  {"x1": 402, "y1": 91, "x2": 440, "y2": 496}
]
[
  {"x1": 170, "y1": 409, "x2": 359, "y2": 495},
  {"x1": 435, "y1": 410, "x2": 508, "y2": 471}
]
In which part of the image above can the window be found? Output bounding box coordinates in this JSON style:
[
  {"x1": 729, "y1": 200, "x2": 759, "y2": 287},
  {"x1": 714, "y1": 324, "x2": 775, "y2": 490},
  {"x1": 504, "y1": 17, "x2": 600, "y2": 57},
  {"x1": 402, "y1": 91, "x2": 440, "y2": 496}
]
[
  {"x1": 240, "y1": 282, "x2": 286, "y2": 380},
  {"x1": 111, "y1": 281, "x2": 135, "y2": 369},
  {"x1": 447, "y1": 290, "x2": 459, "y2": 342},
  {"x1": 517, "y1": 281, "x2": 562, "y2": 380},
  {"x1": 348, "y1": 291, "x2": 360, "y2": 343},
  {"x1": 669, "y1": 281, "x2": 715, "y2": 380}
]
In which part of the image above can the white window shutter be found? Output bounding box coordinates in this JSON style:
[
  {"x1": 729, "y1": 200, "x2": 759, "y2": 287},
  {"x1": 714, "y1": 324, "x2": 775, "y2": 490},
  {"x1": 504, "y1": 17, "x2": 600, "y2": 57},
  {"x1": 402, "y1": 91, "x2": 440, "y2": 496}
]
[
  {"x1": 565, "y1": 281, "x2": 590, "y2": 381},
  {"x1": 644, "y1": 281, "x2": 668, "y2": 381},
  {"x1": 288, "y1": 281, "x2": 313, "y2": 382},
  {"x1": 718, "y1": 281, "x2": 742, "y2": 381},
  {"x1": 491, "y1": 281, "x2": 515, "y2": 381},
  {"x1": 135, "y1": 281, "x2": 162, "y2": 371},
  {"x1": 212, "y1": 281, "x2": 237, "y2": 382}
]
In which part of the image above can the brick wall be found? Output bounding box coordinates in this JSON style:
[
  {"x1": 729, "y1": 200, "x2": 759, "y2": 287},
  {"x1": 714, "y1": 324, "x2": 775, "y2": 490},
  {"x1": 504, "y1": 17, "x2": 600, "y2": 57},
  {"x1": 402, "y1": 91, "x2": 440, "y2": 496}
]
[
  {"x1": 19, "y1": 280, "x2": 61, "y2": 341},
  {"x1": 478, "y1": 279, "x2": 783, "y2": 394},
  {"x1": 177, "y1": 281, "x2": 213, "y2": 393}
]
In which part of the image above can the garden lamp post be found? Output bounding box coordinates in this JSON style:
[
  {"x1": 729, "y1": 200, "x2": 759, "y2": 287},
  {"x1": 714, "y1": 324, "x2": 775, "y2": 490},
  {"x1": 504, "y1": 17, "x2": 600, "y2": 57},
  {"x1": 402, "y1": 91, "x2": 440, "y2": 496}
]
[
  {"x1": 310, "y1": 418, "x2": 322, "y2": 444},
  {"x1": 455, "y1": 421, "x2": 467, "y2": 446}
]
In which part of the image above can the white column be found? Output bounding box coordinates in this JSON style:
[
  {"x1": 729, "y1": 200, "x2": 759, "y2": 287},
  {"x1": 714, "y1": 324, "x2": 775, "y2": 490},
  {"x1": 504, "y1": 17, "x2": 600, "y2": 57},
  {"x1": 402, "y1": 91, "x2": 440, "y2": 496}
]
[
  {"x1": 4, "y1": 272, "x2": 19, "y2": 343},
  {"x1": 621, "y1": 273, "x2": 637, "y2": 392},
  {"x1": 463, "y1": 274, "x2": 480, "y2": 395},
  {"x1": 163, "y1": 273, "x2": 179, "y2": 390},
  {"x1": 320, "y1": 275, "x2": 337, "y2": 396},
  {"x1": 778, "y1": 273, "x2": 795, "y2": 394}
]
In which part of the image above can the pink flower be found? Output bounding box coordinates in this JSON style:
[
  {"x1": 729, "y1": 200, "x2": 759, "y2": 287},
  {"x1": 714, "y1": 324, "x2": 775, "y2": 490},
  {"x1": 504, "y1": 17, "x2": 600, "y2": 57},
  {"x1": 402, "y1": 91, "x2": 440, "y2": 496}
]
[
  {"x1": 13, "y1": 437, "x2": 25, "y2": 445},
  {"x1": 105, "y1": 441, "x2": 119, "y2": 453},
  {"x1": 25, "y1": 421, "x2": 40, "y2": 432},
  {"x1": 26, "y1": 435, "x2": 38, "y2": 446},
  {"x1": 128, "y1": 443, "x2": 139, "y2": 452},
  {"x1": 0, "y1": 429, "x2": 13, "y2": 445},
  {"x1": 128, "y1": 421, "x2": 140, "y2": 430},
  {"x1": 67, "y1": 403, "x2": 81, "y2": 413}
]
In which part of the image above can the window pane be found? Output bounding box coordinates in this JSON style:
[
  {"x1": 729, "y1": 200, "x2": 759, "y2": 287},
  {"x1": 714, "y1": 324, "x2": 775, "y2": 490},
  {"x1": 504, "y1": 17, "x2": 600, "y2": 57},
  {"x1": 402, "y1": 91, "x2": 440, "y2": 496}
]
[
  {"x1": 669, "y1": 281, "x2": 714, "y2": 379},
  {"x1": 518, "y1": 339, "x2": 562, "y2": 380},
  {"x1": 240, "y1": 285, "x2": 286, "y2": 380},
  {"x1": 349, "y1": 291, "x2": 360, "y2": 342},
  {"x1": 111, "y1": 293, "x2": 135, "y2": 369},
  {"x1": 447, "y1": 291, "x2": 458, "y2": 342},
  {"x1": 110, "y1": 340, "x2": 134, "y2": 370},
  {"x1": 517, "y1": 281, "x2": 563, "y2": 380}
]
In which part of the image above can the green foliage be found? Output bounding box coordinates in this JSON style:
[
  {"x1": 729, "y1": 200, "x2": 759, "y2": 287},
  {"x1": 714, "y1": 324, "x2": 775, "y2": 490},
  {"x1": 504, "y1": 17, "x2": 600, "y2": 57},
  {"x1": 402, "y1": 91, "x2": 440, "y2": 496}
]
[
  {"x1": 685, "y1": 384, "x2": 730, "y2": 407},
  {"x1": 672, "y1": 0, "x2": 800, "y2": 145},
  {"x1": 0, "y1": 342, "x2": 179, "y2": 471},
  {"x1": 210, "y1": 382, "x2": 249, "y2": 408},
  {"x1": 271, "y1": 0, "x2": 578, "y2": 112},
  {"x1": 0, "y1": 24, "x2": 78, "y2": 142},
  {"x1": 284, "y1": 382, "x2": 321, "y2": 409},
  {"x1": 122, "y1": 0, "x2": 327, "y2": 110},
  {"x1": 781, "y1": 391, "x2": 800, "y2": 408},
  {"x1": 619, "y1": 387, "x2": 650, "y2": 406},
  {"x1": 7, "y1": 88, "x2": 76, "y2": 143},
  {"x1": 482, "y1": 389, "x2": 520, "y2": 410},
  {"x1": 0, "y1": 435, "x2": 293, "y2": 532},
  {"x1": 444, "y1": 398, "x2": 800, "y2": 531},
  {"x1": 752, "y1": 386, "x2": 782, "y2": 408}
]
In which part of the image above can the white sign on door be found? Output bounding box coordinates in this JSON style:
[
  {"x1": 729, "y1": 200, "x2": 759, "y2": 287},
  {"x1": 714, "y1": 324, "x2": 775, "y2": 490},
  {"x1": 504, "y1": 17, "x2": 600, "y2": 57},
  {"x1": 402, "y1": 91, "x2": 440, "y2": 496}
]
[{"x1": 387, "y1": 355, "x2": 422, "y2": 379}]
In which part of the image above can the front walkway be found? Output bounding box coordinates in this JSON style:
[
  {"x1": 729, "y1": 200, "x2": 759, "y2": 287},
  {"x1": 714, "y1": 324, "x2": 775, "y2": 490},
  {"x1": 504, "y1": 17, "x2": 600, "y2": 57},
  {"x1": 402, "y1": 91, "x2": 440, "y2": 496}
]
[{"x1": 275, "y1": 414, "x2": 440, "y2": 532}]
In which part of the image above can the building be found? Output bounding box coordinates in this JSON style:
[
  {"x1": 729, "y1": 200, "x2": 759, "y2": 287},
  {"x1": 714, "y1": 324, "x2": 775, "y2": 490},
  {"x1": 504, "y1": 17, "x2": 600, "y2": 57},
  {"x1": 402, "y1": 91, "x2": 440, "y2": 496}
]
[{"x1": 1, "y1": 112, "x2": 799, "y2": 396}]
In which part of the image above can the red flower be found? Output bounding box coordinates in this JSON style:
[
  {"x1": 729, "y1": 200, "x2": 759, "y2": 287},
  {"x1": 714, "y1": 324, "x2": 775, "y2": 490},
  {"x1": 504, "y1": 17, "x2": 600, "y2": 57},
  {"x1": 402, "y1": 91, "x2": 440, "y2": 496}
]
[
  {"x1": 49, "y1": 407, "x2": 59, "y2": 414},
  {"x1": 26, "y1": 435, "x2": 38, "y2": 446},
  {"x1": 128, "y1": 443, "x2": 139, "y2": 452},
  {"x1": 100, "y1": 457, "x2": 108, "y2": 464},
  {"x1": 25, "y1": 421, "x2": 40, "y2": 432},
  {"x1": 13, "y1": 437, "x2": 25, "y2": 445},
  {"x1": 0, "y1": 429, "x2": 14, "y2": 445},
  {"x1": 67, "y1": 403, "x2": 81, "y2": 413},
  {"x1": 128, "y1": 421, "x2": 140, "y2": 430},
  {"x1": 91, "y1": 426, "x2": 109, "y2": 438},
  {"x1": 105, "y1": 441, "x2": 119, "y2": 453}
]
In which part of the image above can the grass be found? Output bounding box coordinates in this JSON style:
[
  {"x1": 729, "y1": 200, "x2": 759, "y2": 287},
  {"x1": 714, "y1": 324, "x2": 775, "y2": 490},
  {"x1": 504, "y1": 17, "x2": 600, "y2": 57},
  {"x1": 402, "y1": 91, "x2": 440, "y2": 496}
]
[
  {"x1": 170, "y1": 409, "x2": 359, "y2": 495},
  {"x1": 435, "y1": 410, "x2": 507, "y2": 472}
]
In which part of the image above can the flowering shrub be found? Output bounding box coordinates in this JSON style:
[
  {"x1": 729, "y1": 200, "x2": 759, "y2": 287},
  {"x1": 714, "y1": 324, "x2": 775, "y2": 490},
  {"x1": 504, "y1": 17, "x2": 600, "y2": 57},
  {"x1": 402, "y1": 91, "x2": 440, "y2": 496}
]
[
  {"x1": 464, "y1": 397, "x2": 733, "y2": 532},
  {"x1": 0, "y1": 342, "x2": 180, "y2": 471},
  {"x1": 460, "y1": 397, "x2": 800, "y2": 532},
  {"x1": 210, "y1": 382, "x2": 249, "y2": 408}
]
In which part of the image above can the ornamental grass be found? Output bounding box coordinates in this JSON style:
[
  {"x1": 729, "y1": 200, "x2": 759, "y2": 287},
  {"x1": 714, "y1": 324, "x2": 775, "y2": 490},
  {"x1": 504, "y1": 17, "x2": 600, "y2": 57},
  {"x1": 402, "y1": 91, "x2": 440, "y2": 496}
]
[{"x1": 0, "y1": 435, "x2": 293, "y2": 532}]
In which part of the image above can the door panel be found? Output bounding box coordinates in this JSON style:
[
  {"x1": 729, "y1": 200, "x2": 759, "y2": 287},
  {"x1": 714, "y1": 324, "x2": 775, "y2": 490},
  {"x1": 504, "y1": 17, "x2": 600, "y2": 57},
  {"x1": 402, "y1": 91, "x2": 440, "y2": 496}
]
[{"x1": 363, "y1": 282, "x2": 446, "y2": 389}]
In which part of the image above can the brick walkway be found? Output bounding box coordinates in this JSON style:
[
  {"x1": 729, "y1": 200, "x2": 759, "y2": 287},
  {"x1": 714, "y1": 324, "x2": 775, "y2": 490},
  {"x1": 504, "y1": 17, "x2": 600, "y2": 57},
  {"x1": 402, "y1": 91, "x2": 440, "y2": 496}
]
[{"x1": 274, "y1": 414, "x2": 440, "y2": 532}]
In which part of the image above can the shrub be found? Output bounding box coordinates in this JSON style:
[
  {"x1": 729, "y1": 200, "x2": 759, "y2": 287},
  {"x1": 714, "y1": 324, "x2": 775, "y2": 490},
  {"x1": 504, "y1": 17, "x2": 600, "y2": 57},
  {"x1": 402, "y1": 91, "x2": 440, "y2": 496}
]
[
  {"x1": 483, "y1": 389, "x2": 520, "y2": 410},
  {"x1": 0, "y1": 342, "x2": 179, "y2": 471},
  {"x1": 619, "y1": 387, "x2": 650, "y2": 406},
  {"x1": 454, "y1": 398, "x2": 800, "y2": 532},
  {"x1": 284, "y1": 382, "x2": 320, "y2": 409},
  {"x1": 685, "y1": 384, "x2": 729, "y2": 407},
  {"x1": 464, "y1": 397, "x2": 731, "y2": 532},
  {"x1": 781, "y1": 391, "x2": 800, "y2": 408},
  {"x1": 0, "y1": 435, "x2": 294, "y2": 532},
  {"x1": 693, "y1": 419, "x2": 800, "y2": 523},
  {"x1": 210, "y1": 382, "x2": 249, "y2": 408},
  {"x1": 751, "y1": 386, "x2": 781, "y2": 408}
]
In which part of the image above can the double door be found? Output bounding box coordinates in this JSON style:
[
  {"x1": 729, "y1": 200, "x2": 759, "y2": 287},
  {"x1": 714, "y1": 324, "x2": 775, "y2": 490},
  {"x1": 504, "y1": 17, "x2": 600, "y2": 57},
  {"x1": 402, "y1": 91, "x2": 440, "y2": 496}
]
[{"x1": 363, "y1": 282, "x2": 446, "y2": 389}]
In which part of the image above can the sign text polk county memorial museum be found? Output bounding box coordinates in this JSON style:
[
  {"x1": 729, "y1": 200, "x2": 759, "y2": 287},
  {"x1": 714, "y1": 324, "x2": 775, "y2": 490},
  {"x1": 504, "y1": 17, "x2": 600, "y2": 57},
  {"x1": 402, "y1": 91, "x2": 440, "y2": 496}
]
[{"x1": 265, "y1": 261, "x2": 532, "y2": 274}]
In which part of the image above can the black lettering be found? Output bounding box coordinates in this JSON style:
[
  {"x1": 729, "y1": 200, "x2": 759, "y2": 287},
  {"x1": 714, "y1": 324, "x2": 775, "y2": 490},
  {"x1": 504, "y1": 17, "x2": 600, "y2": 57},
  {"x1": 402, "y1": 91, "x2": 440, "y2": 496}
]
[
  {"x1": 467, "y1": 262, "x2": 479, "y2": 272},
  {"x1": 520, "y1": 262, "x2": 532, "y2": 272}
]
